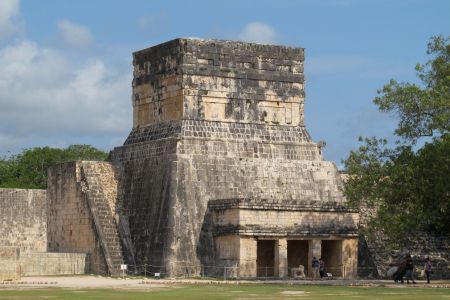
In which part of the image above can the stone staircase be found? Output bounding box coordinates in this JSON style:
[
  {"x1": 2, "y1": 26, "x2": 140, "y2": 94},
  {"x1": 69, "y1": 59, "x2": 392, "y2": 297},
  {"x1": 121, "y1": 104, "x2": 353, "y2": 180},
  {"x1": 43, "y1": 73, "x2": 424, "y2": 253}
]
[
  {"x1": 80, "y1": 161, "x2": 124, "y2": 276},
  {"x1": 360, "y1": 232, "x2": 450, "y2": 279}
]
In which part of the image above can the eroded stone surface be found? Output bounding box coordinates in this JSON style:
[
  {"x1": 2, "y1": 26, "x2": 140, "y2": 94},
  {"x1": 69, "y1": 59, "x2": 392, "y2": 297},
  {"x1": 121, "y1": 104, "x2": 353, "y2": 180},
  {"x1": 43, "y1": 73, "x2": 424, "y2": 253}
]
[
  {"x1": 0, "y1": 189, "x2": 47, "y2": 253},
  {"x1": 109, "y1": 38, "x2": 359, "y2": 278}
]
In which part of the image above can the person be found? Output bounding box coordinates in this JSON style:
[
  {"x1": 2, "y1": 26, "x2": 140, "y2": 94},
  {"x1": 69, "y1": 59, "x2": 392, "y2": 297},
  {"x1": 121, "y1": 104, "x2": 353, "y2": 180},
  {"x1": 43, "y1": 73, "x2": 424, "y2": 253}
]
[
  {"x1": 319, "y1": 258, "x2": 325, "y2": 279},
  {"x1": 393, "y1": 257, "x2": 407, "y2": 283},
  {"x1": 424, "y1": 257, "x2": 432, "y2": 284},
  {"x1": 312, "y1": 257, "x2": 320, "y2": 280},
  {"x1": 404, "y1": 254, "x2": 416, "y2": 284}
]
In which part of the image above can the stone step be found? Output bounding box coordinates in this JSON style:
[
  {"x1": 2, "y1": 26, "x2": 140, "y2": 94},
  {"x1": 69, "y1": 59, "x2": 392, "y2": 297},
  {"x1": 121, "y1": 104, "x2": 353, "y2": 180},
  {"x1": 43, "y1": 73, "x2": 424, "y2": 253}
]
[{"x1": 81, "y1": 163, "x2": 124, "y2": 276}]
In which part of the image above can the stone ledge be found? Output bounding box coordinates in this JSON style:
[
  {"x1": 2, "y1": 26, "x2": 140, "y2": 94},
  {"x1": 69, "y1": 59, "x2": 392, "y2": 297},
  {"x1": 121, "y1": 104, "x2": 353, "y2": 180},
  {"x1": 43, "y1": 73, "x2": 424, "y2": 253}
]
[
  {"x1": 208, "y1": 198, "x2": 356, "y2": 212},
  {"x1": 213, "y1": 224, "x2": 359, "y2": 237}
]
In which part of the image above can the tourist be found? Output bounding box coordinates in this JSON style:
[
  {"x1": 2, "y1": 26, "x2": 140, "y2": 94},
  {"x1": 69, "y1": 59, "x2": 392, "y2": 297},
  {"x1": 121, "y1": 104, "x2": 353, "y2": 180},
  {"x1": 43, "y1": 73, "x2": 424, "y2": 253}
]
[
  {"x1": 319, "y1": 258, "x2": 325, "y2": 279},
  {"x1": 424, "y1": 257, "x2": 432, "y2": 284},
  {"x1": 312, "y1": 257, "x2": 320, "y2": 280},
  {"x1": 393, "y1": 256, "x2": 408, "y2": 283},
  {"x1": 404, "y1": 254, "x2": 416, "y2": 284}
]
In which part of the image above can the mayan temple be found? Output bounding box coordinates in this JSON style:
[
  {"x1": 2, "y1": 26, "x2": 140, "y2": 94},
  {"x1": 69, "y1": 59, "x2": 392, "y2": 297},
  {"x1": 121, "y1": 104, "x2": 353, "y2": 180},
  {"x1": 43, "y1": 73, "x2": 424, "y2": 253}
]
[{"x1": 43, "y1": 38, "x2": 359, "y2": 278}]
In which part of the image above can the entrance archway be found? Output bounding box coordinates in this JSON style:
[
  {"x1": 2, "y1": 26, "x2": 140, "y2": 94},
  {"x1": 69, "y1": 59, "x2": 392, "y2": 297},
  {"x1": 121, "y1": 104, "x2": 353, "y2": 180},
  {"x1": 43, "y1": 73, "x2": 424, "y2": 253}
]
[
  {"x1": 321, "y1": 240, "x2": 343, "y2": 277},
  {"x1": 287, "y1": 240, "x2": 308, "y2": 277},
  {"x1": 256, "y1": 240, "x2": 275, "y2": 277}
]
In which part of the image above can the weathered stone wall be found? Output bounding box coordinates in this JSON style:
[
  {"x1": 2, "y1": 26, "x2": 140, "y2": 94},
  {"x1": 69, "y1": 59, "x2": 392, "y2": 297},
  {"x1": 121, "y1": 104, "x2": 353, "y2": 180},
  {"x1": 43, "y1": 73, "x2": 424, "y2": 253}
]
[
  {"x1": 0, "y1": 188, "x2": 91, "y2": 278},
  {"x1": 0, "y1": 246, "x2": 20, "y2": 280},
  {"x1": 0, "y1": 247, "x2": 86, "y2": 278},
  {"x1": 47, "y1": 162, "x2": 107, "y2": 274},
  {"x1": 210, "y1": 199, "x2": 359, "y2": 236},
  {"x1": 342, "y1": 238, "x2": 358, "y2": 278},
  {"x1": 132, "y1": 39, "x2": 305, "y2": 128},
  {"x1": 359, "y1": 233, "x2": 450, "y2": 279},
  {"x1": 111, "y1": 136, "x2": 178, "y2": 270},
  {"x1": 0, "y1": 189, "x2": 46, "y2": 253},
  {"x1": 214, "y1": 235, "x2": 257, "y2": 278},
  {"x1": 20, "y1": 252, "x2": 86, "y2": 276},
  {"x1": 177, "y1": 139, "x2": 342, "y2": 201},
  {"x1": 109, "y1": 39, "x2": 354, "y2": 276}
]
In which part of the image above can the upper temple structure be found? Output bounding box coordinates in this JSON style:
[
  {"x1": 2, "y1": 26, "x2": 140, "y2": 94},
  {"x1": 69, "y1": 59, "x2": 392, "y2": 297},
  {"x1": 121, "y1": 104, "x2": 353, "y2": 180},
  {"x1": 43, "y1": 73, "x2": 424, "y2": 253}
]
[{"x1": 1, "y1": 38, "x2": 360, "y2": 279}]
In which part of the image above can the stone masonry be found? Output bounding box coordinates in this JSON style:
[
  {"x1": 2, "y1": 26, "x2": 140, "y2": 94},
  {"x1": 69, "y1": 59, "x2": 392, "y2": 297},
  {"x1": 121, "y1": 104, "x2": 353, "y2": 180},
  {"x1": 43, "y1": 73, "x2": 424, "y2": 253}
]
[
  {"x1": 0, "y1": 189, "x2": 47, "y2": 252},
  {"x1": 104, "y1": 38, "x2": 359, "y2": 278},
  {"x1": 0, "y1": 188, "x2": 88, "y2": 280},
  {"x1": 47, "y1": 161, "x2": 127, "y2": 275},
  {"x1": 3, "y1": 38, "x2": 447, "y2": 279}
]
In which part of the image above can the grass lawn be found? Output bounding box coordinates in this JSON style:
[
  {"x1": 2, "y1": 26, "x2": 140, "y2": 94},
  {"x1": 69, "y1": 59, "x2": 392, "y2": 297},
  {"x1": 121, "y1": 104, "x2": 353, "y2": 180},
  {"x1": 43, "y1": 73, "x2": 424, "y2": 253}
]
[{"x1": 0, "y1": 284, "x2": 449, "y2": 299}]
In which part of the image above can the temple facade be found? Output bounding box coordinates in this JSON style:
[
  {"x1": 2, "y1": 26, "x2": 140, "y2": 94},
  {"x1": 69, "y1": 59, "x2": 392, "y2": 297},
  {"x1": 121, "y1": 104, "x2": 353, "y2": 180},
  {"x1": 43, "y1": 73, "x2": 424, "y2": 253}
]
[{"x1": 46, "y1": 38, "x2": 359, "y2": 278}]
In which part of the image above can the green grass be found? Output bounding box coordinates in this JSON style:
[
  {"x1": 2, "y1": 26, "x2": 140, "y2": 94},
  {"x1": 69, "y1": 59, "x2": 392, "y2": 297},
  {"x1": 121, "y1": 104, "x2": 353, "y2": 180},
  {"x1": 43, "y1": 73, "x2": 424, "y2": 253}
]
[{"x1": 0, "y1": 284, "x2": 449, "y2": 299}]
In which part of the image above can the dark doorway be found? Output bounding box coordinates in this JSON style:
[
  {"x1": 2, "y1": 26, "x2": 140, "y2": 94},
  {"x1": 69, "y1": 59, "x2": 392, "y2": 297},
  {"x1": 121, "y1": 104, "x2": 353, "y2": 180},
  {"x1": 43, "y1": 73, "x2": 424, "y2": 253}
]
[
  {"x1": 287, "y1": 240, "x2": 309, "y2": 277},
  {"x1": 321, "y1": 240, "x2": 343, "y2": 277},
  {"x1": 256, "y1": 240, "x2": 275, "y2": 277}
]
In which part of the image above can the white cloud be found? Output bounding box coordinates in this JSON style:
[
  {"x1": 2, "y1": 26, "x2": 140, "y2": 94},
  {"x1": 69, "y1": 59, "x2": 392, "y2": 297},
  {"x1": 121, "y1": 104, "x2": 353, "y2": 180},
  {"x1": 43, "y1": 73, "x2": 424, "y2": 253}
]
[
  {"x1": 0, "y1": 0, "x2": 23, "y2": 40},
  {"x1": 0, "y1": 41, "x2": 132, "y2": 154},
  {"x1": 57, "y1": 19, "x2": 94, "y2": 48},
  {"x1": 238, "y1": 22, "x2": 276, "y2": 44}
]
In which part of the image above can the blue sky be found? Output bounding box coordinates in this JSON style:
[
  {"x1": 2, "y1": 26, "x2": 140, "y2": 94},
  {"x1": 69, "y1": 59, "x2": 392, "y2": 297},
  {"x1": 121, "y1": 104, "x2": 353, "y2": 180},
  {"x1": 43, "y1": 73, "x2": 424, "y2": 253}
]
[{"x1": 0, "y1": 0, "x2": 449, "y2": 165}]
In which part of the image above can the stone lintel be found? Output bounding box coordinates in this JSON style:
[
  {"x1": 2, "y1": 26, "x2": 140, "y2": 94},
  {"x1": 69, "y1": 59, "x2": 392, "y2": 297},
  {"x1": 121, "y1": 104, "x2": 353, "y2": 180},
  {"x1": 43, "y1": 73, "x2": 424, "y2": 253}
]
[{"x1": 213, "y1": 226, "x2": 359, "y2": 237}]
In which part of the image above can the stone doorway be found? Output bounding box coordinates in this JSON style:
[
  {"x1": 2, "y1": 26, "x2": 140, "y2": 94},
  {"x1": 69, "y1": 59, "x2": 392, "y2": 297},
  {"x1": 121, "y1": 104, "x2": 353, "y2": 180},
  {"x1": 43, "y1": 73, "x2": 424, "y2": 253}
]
[
  {"x1": 321, "y1": 240, "x2": 343, "y2": 277},
  {"x1": 256, "y1": 240, "x2": 275, "y2": 277},
  {"x1": 287, "y1": 240, "x2": 308, "y2": 277}
]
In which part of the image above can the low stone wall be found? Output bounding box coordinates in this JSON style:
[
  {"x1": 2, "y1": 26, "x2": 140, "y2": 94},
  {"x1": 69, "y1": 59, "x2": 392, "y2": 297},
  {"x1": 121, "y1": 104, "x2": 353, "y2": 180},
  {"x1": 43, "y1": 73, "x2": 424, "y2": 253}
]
[
  {"x1": 0, "y1": 188, "x2": 47, "y2": 252},
  {"x1": 0, "y1": 247, "x2": 20, "y2": 280},
  {"x1": 20, "y1": 252, "x2": 87, "y2": 276},
  {"x1": 1, "y1": 247, "x2": 87, "y2": 279}
]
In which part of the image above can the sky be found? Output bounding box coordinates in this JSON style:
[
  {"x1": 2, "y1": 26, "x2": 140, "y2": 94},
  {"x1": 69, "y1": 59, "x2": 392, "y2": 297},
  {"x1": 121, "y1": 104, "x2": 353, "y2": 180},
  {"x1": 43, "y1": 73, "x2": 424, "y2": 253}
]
[{"x1": 0, "y1": 0, "x2": 449, "y2": 166}]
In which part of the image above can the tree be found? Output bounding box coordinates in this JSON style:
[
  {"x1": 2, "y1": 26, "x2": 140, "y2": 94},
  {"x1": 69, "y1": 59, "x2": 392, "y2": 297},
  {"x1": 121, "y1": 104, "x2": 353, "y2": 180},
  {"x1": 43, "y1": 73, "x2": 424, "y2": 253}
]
[
  {"x1": 0, "y1": 145, "x2": 108, "y2": 189},
  {"x1": 343, "y1": 36, "x2": 450, "y2": 243},
  {"x1": 374, "y1": 35, "x2": 449, "y2": 142}
]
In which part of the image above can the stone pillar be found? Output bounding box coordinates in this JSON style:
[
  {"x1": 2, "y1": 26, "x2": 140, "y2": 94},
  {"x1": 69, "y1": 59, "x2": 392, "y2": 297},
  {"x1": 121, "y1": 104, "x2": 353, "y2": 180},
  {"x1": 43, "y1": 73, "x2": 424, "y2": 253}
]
[
  {"x1": 274, "y1": 239, "x2": 288, "y2": 278},
  {"x1": 342, "y1": 238, "x2": 358, "y2": 279},
  {"x1": 308, "y1": 239, "x2": 321, "y2": 277},
  {"x1": 239, "y1": 237, "x2": 257, "y2": 278}
]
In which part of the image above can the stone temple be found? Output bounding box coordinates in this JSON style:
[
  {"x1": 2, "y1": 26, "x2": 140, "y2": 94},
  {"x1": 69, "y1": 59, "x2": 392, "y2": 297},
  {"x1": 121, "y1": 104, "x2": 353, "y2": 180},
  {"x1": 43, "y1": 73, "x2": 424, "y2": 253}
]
[{"x1": 2, "y1": 38, "x2": 360, "y2": 279}]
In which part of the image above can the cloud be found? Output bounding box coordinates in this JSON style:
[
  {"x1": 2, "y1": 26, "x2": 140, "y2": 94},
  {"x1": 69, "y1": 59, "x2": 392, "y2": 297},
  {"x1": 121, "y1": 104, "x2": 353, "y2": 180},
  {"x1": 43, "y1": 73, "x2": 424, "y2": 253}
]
[
  {"x1": 57, "y1": 19, "x2": 94, "y2": 48},
  {"x1": 0, "y1": 41, "x2": 132, "y2": 154},
  {"x1": 0, "y1": 0, "x2": 23, "y2": 41},
  {"x1": 238, "y1": 22, "x2": 276, "y2": 44}
]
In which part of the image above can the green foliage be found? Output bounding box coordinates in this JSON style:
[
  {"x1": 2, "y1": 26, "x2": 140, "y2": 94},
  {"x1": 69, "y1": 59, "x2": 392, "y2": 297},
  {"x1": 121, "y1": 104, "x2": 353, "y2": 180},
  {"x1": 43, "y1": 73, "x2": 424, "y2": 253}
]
[
  {"x1": 0, "y1": 145, "x2": 108, "y2": 189},
  {"x1": 374, "y1": 36, "x2": 449, "y2": 142},
  {"x1": 343, "y1": 36, "x2": 450, "y2": 242}
]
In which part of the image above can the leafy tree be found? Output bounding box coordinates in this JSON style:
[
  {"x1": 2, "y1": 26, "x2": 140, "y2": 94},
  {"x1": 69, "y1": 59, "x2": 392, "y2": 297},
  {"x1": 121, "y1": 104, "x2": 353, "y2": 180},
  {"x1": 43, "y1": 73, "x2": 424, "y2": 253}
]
[
  {"x1": 343, "y1": 36, "x2": 450, "y2": 243},
  {"x1": 374, "y1": 35, "x2": 449, "y2": 142},
  {"x1": 0, "y1": 145, "x2": 108, "y2": 189}
]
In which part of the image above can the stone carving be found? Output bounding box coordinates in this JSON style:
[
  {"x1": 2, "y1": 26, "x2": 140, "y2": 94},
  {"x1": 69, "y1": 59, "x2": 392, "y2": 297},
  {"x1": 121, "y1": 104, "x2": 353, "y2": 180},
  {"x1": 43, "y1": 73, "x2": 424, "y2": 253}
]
[{"x1": 291, "y1": 265, "x2": 306, "y2": 279}]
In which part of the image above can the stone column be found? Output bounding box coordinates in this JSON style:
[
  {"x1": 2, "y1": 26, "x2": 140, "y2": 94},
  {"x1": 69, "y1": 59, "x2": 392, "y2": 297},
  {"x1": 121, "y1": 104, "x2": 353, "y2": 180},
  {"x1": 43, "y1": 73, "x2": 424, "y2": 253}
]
[
  {"x1": 308, "y1": 239, "x2": 321, "y2": 277},
  {"x1": 274, "y1": 239, "x2": 288, "y2": 278},
  {"x1": 239, "y1": 237, "x2": 257, "y2": 278},
  {"x1": 342, "y1": 238, "x2": 358, "y2": 279}
]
